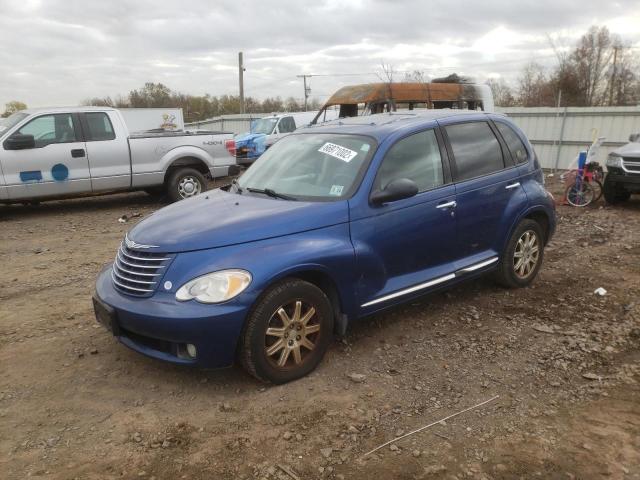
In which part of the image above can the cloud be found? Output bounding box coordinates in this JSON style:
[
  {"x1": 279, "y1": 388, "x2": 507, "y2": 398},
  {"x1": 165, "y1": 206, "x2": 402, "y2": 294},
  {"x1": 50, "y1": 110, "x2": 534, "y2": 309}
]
[{"x1": 0, "y1": 0, "x2": 638, "y2": 107}]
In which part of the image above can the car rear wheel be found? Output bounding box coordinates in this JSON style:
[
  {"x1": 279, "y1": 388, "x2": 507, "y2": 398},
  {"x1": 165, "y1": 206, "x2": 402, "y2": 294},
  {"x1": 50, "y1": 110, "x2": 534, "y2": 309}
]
[
  {"x1": 494, "y1": 219, "x2": 545, "y2": 288},
  {"x1": 239, "y1": 279, "x2": 334, "y2": 384},
  {"x1": 166, "y1": 168, "x2": 206, "y2": 202}
]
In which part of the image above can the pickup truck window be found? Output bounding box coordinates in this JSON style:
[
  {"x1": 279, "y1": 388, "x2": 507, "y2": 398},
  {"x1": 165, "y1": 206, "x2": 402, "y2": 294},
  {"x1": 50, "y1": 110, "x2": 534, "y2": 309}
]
[
  {"x1": 375, "y1": 129, "x2": 444, "y2": 193},
  {"x1": 252, "y1": 118, "x2": 278, "y2": 135},
  {"x1": 18, "y1": 114, "x2": 79, "y2": 148},
  {"x1": 278, "y1": 117, "x2": 296, "y2": 133},
  {"x1": 238, "y1": 133, "x2": 375, "y2": 201},
  {"x1": 84, "y1": 112, "x2": 115, "y2": 141}
]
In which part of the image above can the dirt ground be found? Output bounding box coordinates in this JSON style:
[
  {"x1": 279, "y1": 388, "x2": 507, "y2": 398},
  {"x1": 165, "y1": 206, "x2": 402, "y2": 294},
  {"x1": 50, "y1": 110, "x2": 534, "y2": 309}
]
[{"x1": 1, "y1": 177, "x2": 639, "y2": 480}]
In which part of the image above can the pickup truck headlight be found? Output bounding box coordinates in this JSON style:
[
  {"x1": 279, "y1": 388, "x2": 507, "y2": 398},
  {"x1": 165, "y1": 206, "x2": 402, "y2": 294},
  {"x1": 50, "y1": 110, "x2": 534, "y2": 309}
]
[
  {"x1": 606, "y1": 154, "x2": 623, "y2": 168},
  {"x1": 176, "y1": 269, "x2": 251, "y2": 304}
]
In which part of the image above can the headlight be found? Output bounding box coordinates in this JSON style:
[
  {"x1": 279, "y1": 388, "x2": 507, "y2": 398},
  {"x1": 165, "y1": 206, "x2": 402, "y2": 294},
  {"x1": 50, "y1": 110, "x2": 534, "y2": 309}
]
[
  {"x1": 176, "y1": 269, "x2": 251, "y2": 304},
  {"x1": 606, "y1": 154, "x2": 622, "y2": 168}
]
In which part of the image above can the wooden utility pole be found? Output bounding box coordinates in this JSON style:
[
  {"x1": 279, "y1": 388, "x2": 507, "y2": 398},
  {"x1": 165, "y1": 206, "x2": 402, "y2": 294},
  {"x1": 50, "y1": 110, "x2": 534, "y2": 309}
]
[
  {"x1": 609, "y1": 46, "x2": 619, "y2": 106},
  {"x1": 238, "y1": 52, "x2": 245, "y2": 114},
  {"x1": 296, "y1": 74, "x2": 311, "y2": 111}
]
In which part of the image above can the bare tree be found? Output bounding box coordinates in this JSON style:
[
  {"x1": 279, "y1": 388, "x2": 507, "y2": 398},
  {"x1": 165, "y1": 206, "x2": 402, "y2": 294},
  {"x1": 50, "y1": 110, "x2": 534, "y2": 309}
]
[
  {"x1": 571, "y1": 26, "x2": 614, "y2": 105},
  {"x1": 1, "y1": 101, "x2": 27, "y2": 117},
  {"x1": 517, "y1": 62, "x2": 555, "y2": 106}
]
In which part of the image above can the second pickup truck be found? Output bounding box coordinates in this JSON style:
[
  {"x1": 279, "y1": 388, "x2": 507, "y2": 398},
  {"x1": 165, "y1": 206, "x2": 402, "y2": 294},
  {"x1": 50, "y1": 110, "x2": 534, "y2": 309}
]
[{"x1": 0, "y1": 107, "x2": 239, "y2": 204}]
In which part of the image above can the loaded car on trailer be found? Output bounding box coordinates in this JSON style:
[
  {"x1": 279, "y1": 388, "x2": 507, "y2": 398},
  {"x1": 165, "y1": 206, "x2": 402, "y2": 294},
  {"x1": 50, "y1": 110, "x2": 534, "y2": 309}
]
[
  {"x1": 309, "y1": 79, "x2": 495, "y2": 125},
  {"x1": 94, "y1": 109, "x2": 555, "y2": 384},
  {"x1": 0, "y1": 107, "x2": 238, "y2": 204}
]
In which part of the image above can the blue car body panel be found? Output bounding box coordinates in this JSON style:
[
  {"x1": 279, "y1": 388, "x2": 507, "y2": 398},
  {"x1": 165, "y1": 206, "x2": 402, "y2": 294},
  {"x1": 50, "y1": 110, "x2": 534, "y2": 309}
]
[{"x1": 94, "y1": 111, "x2": 556, "y2": 368}]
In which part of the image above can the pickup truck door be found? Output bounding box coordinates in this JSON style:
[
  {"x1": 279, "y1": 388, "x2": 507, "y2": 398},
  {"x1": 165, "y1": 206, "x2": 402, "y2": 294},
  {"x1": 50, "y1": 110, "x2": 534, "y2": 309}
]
[
  {"x1": 2, "y1": 112, "x2": 90, "y2": 200},
  {"x1": 80, "y1": 111, "x2": 131, "y2": 191}
]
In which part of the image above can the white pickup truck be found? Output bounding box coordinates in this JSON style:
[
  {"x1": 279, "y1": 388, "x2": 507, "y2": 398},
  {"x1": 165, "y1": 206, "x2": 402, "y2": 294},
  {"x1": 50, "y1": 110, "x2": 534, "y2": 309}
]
[{"x1": 0, "y1": 107, "x2": 239, "y2": 204}]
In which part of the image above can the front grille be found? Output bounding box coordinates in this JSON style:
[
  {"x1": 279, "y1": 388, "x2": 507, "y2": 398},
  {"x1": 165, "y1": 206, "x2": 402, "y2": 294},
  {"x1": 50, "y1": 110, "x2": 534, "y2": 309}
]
[
  {"x1": 622, "y1": 157, "x2": 640, "y2": 172},
  {"x1": 112, "y1": 242, "x2": 172, "y2": 297}
]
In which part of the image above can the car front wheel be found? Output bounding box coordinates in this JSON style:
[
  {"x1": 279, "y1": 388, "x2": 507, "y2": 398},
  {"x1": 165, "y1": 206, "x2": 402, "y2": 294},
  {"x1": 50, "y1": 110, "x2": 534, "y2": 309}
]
[
  {"x1": 494, "y1": 219, "x2": 545, "y2": 288},
  {"x1": 239, "y1": 279, "x2": 334, "y2": 384}
]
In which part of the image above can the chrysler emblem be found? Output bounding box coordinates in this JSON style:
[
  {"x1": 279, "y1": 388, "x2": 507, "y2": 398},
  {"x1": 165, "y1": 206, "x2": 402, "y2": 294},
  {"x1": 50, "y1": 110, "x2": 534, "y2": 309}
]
[{"x1": 125, "y1": 234, "x2": 158, "y2": 250}]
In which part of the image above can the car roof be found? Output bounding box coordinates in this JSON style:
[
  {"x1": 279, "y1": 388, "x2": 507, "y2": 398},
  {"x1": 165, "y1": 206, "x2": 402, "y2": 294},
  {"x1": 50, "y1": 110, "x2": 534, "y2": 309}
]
[
  {"x1": 299, "y1": 110, "x2": 506, "y2": 141},
  {"x1": 22, "y1": 106, "x2": 117, "y2": 115}
]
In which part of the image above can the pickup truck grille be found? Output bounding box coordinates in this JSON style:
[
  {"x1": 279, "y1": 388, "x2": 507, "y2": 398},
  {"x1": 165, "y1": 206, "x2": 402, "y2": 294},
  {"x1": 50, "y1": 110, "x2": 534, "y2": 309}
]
[
  {"x1": 622, "y1": 157, "x2": 640, "y2": 173},
  {"x1": 112, "y1": 242, "x2": 172, "y2": 297}
]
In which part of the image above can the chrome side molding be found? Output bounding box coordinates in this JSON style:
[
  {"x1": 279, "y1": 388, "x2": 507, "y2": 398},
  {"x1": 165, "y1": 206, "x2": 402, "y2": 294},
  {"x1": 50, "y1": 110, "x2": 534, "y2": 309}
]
[{"x1": 361, "y1": 256, "x2": 499, "y2": 308}]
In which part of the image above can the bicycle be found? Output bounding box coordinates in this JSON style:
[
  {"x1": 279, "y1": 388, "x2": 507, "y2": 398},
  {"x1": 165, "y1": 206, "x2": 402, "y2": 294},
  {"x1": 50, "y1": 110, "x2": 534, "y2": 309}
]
[{"x1": 563, "y1": 160, "x2": 604, "y2": 207}]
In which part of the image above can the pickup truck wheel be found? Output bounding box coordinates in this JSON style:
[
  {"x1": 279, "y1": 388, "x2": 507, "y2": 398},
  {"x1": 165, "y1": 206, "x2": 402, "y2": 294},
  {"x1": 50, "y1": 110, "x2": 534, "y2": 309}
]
[
  {"x1": 167, "y1": 168, "x2": 206, "y2": 202},
  {"x1": 603, "y1": 177, "x2": 631, "y2": 204},
  {"x1": 494, "y1": 219, "x2": 545, "y2": 289},
  {"x1": 240, "y1": 279, "x2": 334, "y2": 384}
]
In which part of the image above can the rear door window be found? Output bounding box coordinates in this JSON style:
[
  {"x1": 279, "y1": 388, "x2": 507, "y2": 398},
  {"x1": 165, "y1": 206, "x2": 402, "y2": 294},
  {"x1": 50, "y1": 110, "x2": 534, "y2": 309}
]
[
  {"x1": 375, "y1": 129, "x2": 444, "y2": 193},
  {"x1": 445, "y1": 122, "x2": 505, "y2": 181},
  {"x1": 277, "y1": 117, "x2": 296, "y2": 133},
  {"x1": 495, "y1": 122, "x2": 529, "y2": 164},
  {"x1": 84, "y1": 112, "x2": 116, "y2": 141}
]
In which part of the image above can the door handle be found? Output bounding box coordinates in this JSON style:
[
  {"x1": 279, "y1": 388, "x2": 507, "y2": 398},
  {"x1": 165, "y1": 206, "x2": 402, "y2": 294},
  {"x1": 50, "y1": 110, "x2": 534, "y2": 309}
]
[
  {"x1": 436, "y1": 200, "x2": 457, "y2": 209},
  {"x1": 71, "y1": 149, "x2": 85, "y2": 158},
  {"x1": 505, "y1": 182, "x2": 521, "y2": 190}
]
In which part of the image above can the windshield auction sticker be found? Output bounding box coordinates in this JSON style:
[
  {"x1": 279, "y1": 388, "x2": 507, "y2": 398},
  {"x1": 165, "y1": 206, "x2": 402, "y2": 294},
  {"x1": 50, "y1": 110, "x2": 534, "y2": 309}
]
[{"x1": 318, "y1": 142, "x2": 358, "y2": 162}]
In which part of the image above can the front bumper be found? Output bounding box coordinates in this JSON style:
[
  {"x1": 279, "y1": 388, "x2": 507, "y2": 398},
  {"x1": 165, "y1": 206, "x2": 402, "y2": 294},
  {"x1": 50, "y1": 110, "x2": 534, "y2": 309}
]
[{"x1": 94, "y1": 266, "x2": 248, "y2": 368}]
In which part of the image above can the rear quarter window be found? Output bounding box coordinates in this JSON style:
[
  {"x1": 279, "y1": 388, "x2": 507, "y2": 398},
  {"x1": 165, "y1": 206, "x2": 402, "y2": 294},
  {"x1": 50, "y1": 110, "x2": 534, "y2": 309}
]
[
  {"x1": 445, "y1": 122, "x2": 505, "y2": 181},
  {"x1": 495, "y1": 122, "x2": 529, "y2": 164}
]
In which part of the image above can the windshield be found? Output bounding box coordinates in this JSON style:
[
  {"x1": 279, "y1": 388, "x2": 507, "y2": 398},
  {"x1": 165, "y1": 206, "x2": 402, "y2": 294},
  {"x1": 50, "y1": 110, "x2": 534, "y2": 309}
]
[
  {"x1": 0, "y1": 112, "x2": 28, "y2": 133},
  {"x1": 251, "y1": 118, "x2": 278, "y2": 135},
  {"x1": 237, "y1": 133, "x2": 376, "y2": 201}
]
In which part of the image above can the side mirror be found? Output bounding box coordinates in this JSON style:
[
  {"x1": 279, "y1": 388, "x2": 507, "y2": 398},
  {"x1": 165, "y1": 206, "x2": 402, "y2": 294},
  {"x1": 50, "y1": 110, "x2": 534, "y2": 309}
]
[
  {"x1": 370, "y1": 178, "x2": 419, "y2": 205},
  {"x1": 629, "y1": 133, "x2": 639, "y2": 143},
  {"x1": 4, "y1": 134, "x2": 35, "y2": 150}
]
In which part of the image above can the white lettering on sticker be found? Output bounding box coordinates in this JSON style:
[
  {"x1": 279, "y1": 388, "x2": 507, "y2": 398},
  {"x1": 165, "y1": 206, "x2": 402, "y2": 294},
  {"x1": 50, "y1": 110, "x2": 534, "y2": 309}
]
[
  {"x1": 329, "y1": 185, "x2": 344, "y2": 196},
  {"x1": 318, "y1": 142, "x2": 358, "y2": 162}
]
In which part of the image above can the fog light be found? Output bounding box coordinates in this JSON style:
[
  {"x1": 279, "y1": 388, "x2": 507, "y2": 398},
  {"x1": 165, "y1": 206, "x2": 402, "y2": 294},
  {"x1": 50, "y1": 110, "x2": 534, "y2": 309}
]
[{"x1": 186, "y1": 343, "x2": 197, "y2": 358}]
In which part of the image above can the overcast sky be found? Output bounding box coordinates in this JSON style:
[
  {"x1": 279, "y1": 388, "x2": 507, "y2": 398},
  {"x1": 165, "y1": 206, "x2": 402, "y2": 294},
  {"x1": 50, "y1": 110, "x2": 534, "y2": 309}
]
[{"x1": 1, "y1": 0, "x2": 639, "y2": 109}]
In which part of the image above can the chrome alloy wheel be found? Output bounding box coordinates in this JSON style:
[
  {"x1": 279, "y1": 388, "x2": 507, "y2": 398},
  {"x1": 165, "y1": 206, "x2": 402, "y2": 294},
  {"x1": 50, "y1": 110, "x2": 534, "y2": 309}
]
[
  {"x1": 513, "y1": 230, "x2": 540, "y2": 278},
  {"x1": 178, "y1": 176, "x2": 202, "y2": 198},
  {"x1": 264, "y1": 300, "x2": 320, "y2": 368}
]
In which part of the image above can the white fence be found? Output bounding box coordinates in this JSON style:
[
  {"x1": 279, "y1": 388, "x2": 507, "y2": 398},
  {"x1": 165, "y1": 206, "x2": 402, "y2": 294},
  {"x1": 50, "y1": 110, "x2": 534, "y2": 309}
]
[
  {"x1": 185, "y1": 114, "x2": 263, "y2": 134},
  {"x1": 496, "y1": 106, "x2": 640, "y2": 170}
]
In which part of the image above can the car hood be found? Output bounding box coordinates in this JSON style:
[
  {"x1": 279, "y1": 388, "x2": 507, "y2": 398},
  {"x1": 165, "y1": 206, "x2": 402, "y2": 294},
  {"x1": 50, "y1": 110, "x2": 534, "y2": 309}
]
[
  {"x1": 235, "y1": 132, "x2": 267, "y2": 147},
  {"x1": 612, "y1": 141, "x2": 640, "y2": 158},
  {"x1": 127, "y1": 189, "x2": 349, "y2": 252}
]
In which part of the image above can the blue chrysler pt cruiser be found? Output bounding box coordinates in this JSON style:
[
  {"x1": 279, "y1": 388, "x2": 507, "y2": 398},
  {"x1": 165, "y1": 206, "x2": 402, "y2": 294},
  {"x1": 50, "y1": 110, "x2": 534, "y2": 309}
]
[{"x1": 94, "y1": 110, "x2": 556, "y2": 383}]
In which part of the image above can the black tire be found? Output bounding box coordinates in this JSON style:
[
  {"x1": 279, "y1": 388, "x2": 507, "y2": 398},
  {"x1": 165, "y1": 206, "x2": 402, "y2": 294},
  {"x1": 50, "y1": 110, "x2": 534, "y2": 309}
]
[
  {"x1": 565, "y1": 181, "x2": 595, "y2": 207},
  {"x1": 494, "y1": 219, "x2": 545, "y2": 289},
  {"x1": 239, "y1": 279, "x2": 334, "y2": 384},
  {"x1": 602, "y1": 176, "x2": 631, "y2": 205},
  {"x1": 166, "y1": 168, "x2": 206, "y2": 202}
]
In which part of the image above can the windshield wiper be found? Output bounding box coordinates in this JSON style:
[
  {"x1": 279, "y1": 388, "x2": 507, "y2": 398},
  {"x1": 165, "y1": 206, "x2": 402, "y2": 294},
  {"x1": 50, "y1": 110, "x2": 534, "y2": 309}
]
[
  {"x1": 231, "y1": 178, "x2": 243, "y2": 194},
  {"x1": 245, "y1": 187, "x2": 296, "y2": 201}
]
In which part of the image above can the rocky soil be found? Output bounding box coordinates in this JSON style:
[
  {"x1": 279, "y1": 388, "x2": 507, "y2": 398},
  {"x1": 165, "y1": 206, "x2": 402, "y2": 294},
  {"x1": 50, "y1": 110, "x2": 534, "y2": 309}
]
[{"x1": 1, "y1": 178, "x2": 639, "y2": 479}]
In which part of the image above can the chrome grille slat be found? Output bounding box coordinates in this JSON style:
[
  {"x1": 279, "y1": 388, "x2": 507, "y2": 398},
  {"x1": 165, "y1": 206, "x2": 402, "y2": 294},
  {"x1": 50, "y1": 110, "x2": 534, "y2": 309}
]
[
  {"x1": 112, "y1": 240, "x2": 172, "y2": 297},
  {"x1": 117, "y1": 251, "x2": 166, "y2": 269},
  {"x1": 112, "y1": 269, "x2": 157, "y2": 285},
  {"x1": 119, "y1": 246, "x2": 170, "y2": 262},
  {"x1": 111, "y1": 271, "x2": 155, "y2": 293},
  {"x1": 113, "y1": 259, "x2": 161, "y2": 277}
]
